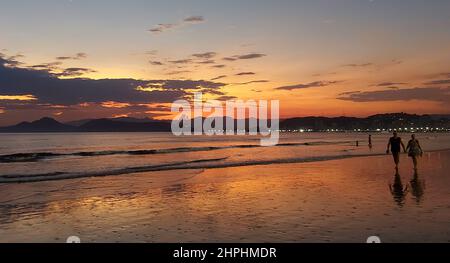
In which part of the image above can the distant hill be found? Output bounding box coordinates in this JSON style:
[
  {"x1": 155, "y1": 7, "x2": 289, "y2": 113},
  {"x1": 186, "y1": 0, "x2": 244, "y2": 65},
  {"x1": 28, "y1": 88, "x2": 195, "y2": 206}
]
[
  {"x1": 280, "y1": 116, "x2": 360, "y2": 131},
  {"x1": 279, "y1": 113, "x2": 450, "y2": 131},
  {"x1": 65, "y1": 119, "x2": 94, "y2": 127},
  {"x1": 78, "y1": 118, "x2": 171, "y2": 132},
  {"x1": 65, "y1": 117, "x2": 156, "y2": 127},
  {"x1": 0, "y1": 113, "x2": 449, "y2": 133},
  {"x1": 0, "y1": 117, "x2": 75, "y2": 132},
  {"x1": 429, "y1": 114, "x2": 450, "y2": 120},
  {"x1": 110, "y1": 117, "x2": 156, "y2": 123},
  {"x1": 0, "y1": 117, "x2": 171, "y2": 133}
]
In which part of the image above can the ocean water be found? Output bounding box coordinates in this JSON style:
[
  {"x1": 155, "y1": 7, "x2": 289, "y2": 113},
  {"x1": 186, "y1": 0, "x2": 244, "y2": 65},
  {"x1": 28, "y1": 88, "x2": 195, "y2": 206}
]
[
  {"x1": 1, "y1": 132, "x2": 450, "y2": 183},
  {"x1": 1, "y1": 133, "x2": 450, "y2": 242}
]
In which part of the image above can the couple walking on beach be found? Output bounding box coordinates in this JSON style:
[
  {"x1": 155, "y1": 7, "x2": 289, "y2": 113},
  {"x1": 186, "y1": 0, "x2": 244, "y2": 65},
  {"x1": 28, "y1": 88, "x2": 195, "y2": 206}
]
[{"x1": 386, "y1": 131, "x2": 423, "y2": 171}]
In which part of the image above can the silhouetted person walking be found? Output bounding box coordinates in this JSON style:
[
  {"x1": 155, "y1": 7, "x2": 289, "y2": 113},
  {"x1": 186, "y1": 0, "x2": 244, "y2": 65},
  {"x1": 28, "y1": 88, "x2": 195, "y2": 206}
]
[
  {"x1": 406, "y1": 134, "x2": 423, "y2": 171},
  {"x1": 386, "y1": 131, "x2": 406, "y2": 170},
  {"x1": 368, "y1": 134, "x2": 372, "y2": 148}
]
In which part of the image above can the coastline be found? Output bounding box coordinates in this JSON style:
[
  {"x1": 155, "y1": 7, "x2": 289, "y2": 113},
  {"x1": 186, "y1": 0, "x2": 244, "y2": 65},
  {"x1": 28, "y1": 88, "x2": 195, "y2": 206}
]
[
  {"x1": 1, "y1": 147, "x2": 450, "y2": 184},
  {"x1": 0, "y1": 150, "x2": 449, "y2": 242}
]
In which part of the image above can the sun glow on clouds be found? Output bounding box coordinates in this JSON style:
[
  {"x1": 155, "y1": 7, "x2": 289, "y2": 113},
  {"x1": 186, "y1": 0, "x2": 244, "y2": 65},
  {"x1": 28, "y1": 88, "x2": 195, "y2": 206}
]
[
  {"x1": 0, "y1": 95, "x2": 37, "y2": 101},
  {"x1": 101, "y1": 101, "x2": 131, "y2": 108},
  {"x1": 78, "y1": 102, "x2": 92, "y2": 107},
  {"x1": 112, "y1": 114, "x2": 129, "y2": 118},
  {"x1": 135, "y1": 84, "x2": 164, "y2": 92},
  {"x1": 48, "y1": 105, "x2": 68, "y2": 109}
]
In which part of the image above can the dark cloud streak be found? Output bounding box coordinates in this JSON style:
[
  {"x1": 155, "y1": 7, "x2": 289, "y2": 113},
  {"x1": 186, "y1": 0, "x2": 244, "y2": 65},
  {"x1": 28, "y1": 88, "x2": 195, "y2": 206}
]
[
  {"x1": 211, "y1": 75, "x2": 227, "y2": 81},
  {"x1": 149, "y1": 16, "x2": 205, "y2": 34},
  {"x1": 424, "y1": 79, "x2": 450, "y2": 85},
  {"x1": 149, "y1": 61, "x2": 164, "y2": 66},
  {"x1": 376, "y1": 82, "x2": 406, "y2": 87},
  {"x1": 236, "y1": 72, "x2": 256, "y2": 76},
  {"x1": 184, "y1": 16, "x2": 205, "y2": 23},
  {"x1": 275, "y1": 81, "x2": 341, "y2": 91},
  {"x1": 56, "y1": 53, "x2": 87, "y2": 61},
  {"x1": 233, "y1": 80, "x2": 269, "y2": 85},
  {"x1": 192, "y1": 52, "x2": 217, "y2": 59},
  {"x1": 342, "y1": 63, "x2": 373, "y2": 68},
  {"x1": 223, "y1": 53, "x2": 267, "y2": 62},
  {"x1": 337, "y1": 87, "x2": 450, "y2": 103}
]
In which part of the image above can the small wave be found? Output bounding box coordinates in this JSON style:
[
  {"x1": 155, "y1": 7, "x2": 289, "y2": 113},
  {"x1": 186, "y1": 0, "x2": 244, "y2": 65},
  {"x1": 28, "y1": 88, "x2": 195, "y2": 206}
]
[
  {"x1": 0, "y1": 153, "x2": 385, "y2": 184},
  {"x1": 1, "y1": 172, "x2": 65, "y2": 179},
  {"x1": 0, "y1": 157, "x2": 230, "y2": 183},
  {"x1": 0, "y1": 152, "x2": 62, "y2": 163},
  {"x1": 3, "y1": 149, "x2": 450, "y2": 184},
  {"x1": 0, "y1": 140, "x2": 354, "y2": 163}
]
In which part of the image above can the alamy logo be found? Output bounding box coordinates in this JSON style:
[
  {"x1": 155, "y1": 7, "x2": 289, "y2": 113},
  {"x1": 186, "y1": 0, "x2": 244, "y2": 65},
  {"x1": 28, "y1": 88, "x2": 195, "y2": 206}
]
[{"x1": 171, "y1": 92, "x2": 280, "y2": 146}]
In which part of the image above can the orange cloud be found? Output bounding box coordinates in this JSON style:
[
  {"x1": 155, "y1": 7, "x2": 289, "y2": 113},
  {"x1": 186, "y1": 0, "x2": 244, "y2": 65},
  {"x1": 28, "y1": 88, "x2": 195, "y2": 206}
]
[
  {"x1": 48, "y1": 105, "x2": 68, "y2": 109},
  {"x1": 0, "y1": 95, "x2": 37, "y2": 101},
  {"x1": 112, "y1": 114, "x2": 129, "y2": 118},
  {"x1": 78, "y1": 102, "x2": 92, "y2": 107},
  {"x1": 101, "y1": 101, "x2": 131, "y2": 108}
]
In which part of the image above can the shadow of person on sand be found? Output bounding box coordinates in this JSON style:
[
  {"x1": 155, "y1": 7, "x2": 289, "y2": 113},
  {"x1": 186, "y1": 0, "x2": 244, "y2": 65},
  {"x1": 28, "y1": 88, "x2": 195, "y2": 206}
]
[
  {"x1": 410, "y1": 170, "x2": 426, "y2": 204},
  {"x1": 389, "y1": 169, "x2": 408, "y2": 207}
]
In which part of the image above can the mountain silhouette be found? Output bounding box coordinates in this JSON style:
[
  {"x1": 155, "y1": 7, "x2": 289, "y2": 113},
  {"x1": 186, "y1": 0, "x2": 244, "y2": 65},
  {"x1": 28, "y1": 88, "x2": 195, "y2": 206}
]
[
  {"x1": 279, "y1": 113, "x2": 450, "y2": 131},
  {"x1": 0, "y1": 117, "x2": 75, "y2": 132},
  {"x1": 0, "y1": 113, "x2": 448, "y2": 133},
  {"x1": 78, "y1": 118, "x2": 171, "y2": 132}
]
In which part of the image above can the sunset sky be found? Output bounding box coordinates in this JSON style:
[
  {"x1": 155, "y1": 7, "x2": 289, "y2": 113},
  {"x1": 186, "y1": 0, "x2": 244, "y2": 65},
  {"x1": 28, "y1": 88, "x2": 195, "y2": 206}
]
[{"x1": 1, "y1": 0, "x2": 450, "y2": 125}]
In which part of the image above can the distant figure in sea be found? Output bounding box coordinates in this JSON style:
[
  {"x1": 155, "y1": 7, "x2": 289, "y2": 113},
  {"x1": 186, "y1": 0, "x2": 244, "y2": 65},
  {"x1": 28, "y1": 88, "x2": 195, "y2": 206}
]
[
  {"x1": 389, "y1": 170, "x2": 408, "y2": 207},
  {"x1": 406, "y1": 134, "x2": 423, "y2": 171},
  {"x1": 368, "y1": 134, "x2": 372, "y2": 149},
  {"x1": 356, "y1": 140, "x2": 359, "y2": 147},
  {"x1": 386, "y1": 131, "x2": 406, "y2": 170}
]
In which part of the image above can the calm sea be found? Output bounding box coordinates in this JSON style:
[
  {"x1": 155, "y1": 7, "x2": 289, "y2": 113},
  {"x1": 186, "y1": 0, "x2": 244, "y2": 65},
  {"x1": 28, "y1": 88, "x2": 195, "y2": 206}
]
[{"x1": 1, "y1": 132, "x2": 450, "y2": 183}]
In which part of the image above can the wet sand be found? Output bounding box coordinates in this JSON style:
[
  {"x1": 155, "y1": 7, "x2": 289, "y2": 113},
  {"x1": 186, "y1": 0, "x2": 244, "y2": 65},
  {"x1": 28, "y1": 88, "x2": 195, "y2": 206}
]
[{"x1": 0, "y1": 150, "x2": 449, "y2": 243}]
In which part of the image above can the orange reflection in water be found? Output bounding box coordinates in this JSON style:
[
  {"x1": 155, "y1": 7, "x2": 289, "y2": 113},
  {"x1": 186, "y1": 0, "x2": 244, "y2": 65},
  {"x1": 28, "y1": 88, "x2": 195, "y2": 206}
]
[{"x1": 0, "y1": 151, "x2": 449, "y2": 242}]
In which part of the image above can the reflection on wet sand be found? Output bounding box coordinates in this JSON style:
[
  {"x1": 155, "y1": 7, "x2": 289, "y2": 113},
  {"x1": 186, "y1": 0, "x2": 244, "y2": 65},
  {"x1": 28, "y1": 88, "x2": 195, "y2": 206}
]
[
  {"x1": 0, "y1": 150, "x2": 449, "y2": 242},
  {"x1": 410, "y1": 171, "x2": 425, "y2": 204},
  {"x1": 389, "y1": 170, "x2": 408, "y2": 207},
  {"x1": 389, "y1": 169, "x2": 426, "y2": 207}
]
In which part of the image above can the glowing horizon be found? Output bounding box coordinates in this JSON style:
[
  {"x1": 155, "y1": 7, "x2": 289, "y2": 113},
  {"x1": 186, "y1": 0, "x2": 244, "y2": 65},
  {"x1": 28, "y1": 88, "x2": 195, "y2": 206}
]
[{"x1": 1, "y1": 0, "x2": 450, "y2": 125}]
